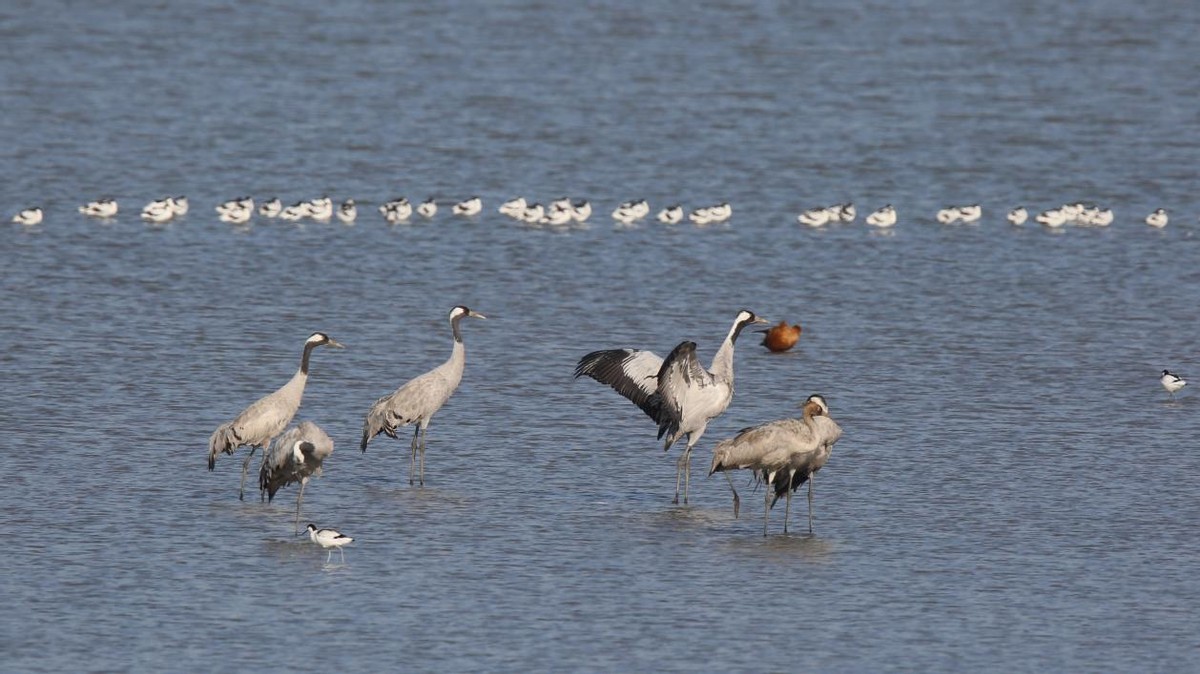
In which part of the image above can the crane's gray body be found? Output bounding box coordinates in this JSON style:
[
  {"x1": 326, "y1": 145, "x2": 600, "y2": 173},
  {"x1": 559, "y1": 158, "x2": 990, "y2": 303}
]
[{"x1": 574, "y1": 309, "x2": 766, "y2": 504}]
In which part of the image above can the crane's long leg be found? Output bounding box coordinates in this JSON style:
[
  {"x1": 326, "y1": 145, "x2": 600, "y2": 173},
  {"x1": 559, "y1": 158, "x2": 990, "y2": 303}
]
[
  {"x1": 409, "y1": 426, "x2": 419, "y2": 486},
  {"x1": 294, "y1": 479, "x2": 307, "y2": 535},
  {"x1": 722, "y1": 471, "x2": 741, "y2": 518},
  {"x1": 807, "y1": 475, "x2": 815, "y2": 535},
  {"x1": 673, "y1": 447, "x2": 693, "y2": 505},
  {"x1": 418, "y1": 423, "x2": 428, "y2": 487},
  {"x1": 683, "y1": 448, "x2": 691, "y2": 504},
  {"x1": 763, "y1": 474, "x2": 773, "y2": 537},
  {"x1": 784, "y1": 475, "x2": 793, "y2": 534},
  {"x1": 258, "y1": 453, "x2": 270, "y2": 502},
  {"x1": 238, "y1": 446, "x2": 259, "y2": 501}
]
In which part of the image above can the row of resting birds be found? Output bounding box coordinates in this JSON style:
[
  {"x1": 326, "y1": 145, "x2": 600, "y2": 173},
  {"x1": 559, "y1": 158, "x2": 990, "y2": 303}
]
[
  {"x1": 10, "y1": 197, "x2": 1186, "y2": 229},
  {"x1": 207, "y1": 307, "x2": 829, "y2": 545}
]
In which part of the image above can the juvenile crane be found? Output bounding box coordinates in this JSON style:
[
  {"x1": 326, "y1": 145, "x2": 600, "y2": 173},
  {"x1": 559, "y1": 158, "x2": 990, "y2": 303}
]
[
  {"x1": 259, "y1": 421, "x2": 334, "y2": 533},
  {"x1": 574, "y1": 309, "x2": 767, "y2": 504},
  {"x1": 709, "y1": 394, "x2": 842, "y2": 535},
  {"x1": 361, "y1": 305, "x2": 486, "y2": 485},
  {"x1": 208, "y1": 332, "x2": 344, "y2": 499}
]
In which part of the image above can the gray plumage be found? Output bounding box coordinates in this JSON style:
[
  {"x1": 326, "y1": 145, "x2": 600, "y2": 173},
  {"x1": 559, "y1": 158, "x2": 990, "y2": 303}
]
[
  {"x1": 207, "y1": 332, "x2": 344, "y2": 500},
  {"x1": 709, "y1": 394, "x2": 843, "y2": 535},
  {"x1": 360, "y1": 305, "x2": 486, "y2": 485},
  {"x1": 259, "y1": 421, "x2": 334, "y2": 533},
  {"x1": 574, "y1": 308, "x2": 767, "y2": 504}
]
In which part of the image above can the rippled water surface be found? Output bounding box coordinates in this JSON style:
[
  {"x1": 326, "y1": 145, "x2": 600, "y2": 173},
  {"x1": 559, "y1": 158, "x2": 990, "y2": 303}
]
[{"x1": 4, "y1": 1, "x2": 1200, "y2": 671}]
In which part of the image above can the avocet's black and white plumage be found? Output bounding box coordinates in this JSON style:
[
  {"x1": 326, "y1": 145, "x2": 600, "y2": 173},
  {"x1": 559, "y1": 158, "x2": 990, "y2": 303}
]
[
  {"x1": 208, "y1": 332, "x2": 344, "y2": 499},
  {"x1": 336, "y1": 199, "x2": 357, "y2": 223},
  {"x1": 216, "y1": 197, "x2": 254, "y2": 224},
  {"x1": 574, "y1": 309, "x2": 768, "y2": 504},
  {"x1": 1146, "y1": 208, "x2": 1168, "y2": 228},
  {"x1": 306, "y1": 524, "x2": 353, "y2": 563},
  {"x1": 259, "y1": 198, "x2": 283, "y2": 218},
  {"x1": 657, "y1": 204, "x2": 683, "y2": 224},
  {"x1": 709, "y1": 394, "x2": 842, "y2": 535},
  {"x1": 1161, "y1": 369, "x2": 1187, "y2": 400},
  {"x1": 417, "y1": 198, "x2": 437, "y2": 218},
  {"x1": 260, "y1": 421, "x2": 334, "y2": 532},
  {"x1": 380, "y1": 198, "x2": 412, "y2": 223},
  {"x1": 12, "y1": 207, "x2": 43, "y2": 226},
  {"x1": 142, "y1": 199, "x2": 174, "y2": 223},
  {"x1": 361, "y1": 306, "x2": 487, "y2": 485},
  {"x1": 452, "y1": 196, "x2": 482, "y2": 216},
  {"x1": 798, "y1": 207, "x2": 831, "y2": 227},
  {"x1": 866, "y1": 204, "x2": 896, "y2": 228},
  {"x1": 1007, "y1": 206, "x2": 1028, "y2": 225},
  {"x1": 79, "y1": 198, "x2": 118, "y2": 218}
]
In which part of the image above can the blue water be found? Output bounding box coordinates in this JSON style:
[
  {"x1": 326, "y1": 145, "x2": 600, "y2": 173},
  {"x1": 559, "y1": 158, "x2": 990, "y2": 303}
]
[{"x1": 4, "y1": 1, "x2": 1200, "y2": 671}]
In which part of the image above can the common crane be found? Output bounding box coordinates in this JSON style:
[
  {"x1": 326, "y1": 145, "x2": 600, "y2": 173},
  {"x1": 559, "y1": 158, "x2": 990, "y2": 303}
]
[
  {"x1": 574, "y1": 309, "x2": 767, "y2": 504},
  {"x1": 709, "y1": 394, "x2": 843, "y2": 535},
  {"x1": 360, "y1": 305, "x2": 486, "y2": 485},
  {"x1": 208, "y1": 332, "x2": 344, "y2": 500},
  {"x1": 260, "y1": 421, "x2": 334, "y2": 533}
]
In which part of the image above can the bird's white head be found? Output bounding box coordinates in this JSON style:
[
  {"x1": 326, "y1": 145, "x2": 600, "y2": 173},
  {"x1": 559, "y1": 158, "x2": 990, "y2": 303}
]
[
  {"x1": 291, "y1": 441, "x2": 308, "y2": 464},
  {"x1": 736, "y1": 309, "x2": 768, "y2": 328},
  {"x1": 805, "y1": 394, "x2": 830, "y2": 416},
  {"x1": 306, "y1": 332, "x2": 345, "y2": 349},
  {"x1": 450, "y1": 305, "x2": 487, "y2": 320}
]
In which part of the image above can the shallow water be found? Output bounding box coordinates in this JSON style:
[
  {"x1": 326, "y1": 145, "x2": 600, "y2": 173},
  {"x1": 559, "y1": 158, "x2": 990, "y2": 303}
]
[{"x1": 4, "y1": 0, "x2": 1200, "y2": 671}]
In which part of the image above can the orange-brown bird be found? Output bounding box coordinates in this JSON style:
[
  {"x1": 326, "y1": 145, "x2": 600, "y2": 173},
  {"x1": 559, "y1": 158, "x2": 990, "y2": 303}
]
[{"x1": 759, "y1": 320, "x2": 801, "y2": 352}]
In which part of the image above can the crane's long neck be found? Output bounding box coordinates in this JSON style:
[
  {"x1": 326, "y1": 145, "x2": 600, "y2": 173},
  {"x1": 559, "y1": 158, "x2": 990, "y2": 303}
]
[
  {"x1": 299, "y1": 342, "x2": 318, "y2": 376},
  {"x1": 709, "y1": 318, "x2": 745, "y2": 382},
  {"x1": 444, "y1": 315, "x2": 467, "y2": 378}
]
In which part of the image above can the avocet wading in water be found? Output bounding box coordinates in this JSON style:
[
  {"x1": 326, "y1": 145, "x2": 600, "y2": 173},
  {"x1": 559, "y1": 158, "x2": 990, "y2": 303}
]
[
  {"x1": 1161, "y1": 370, "x2": 1187, "y2": 400},
  {"x1": 306, "y1": 524, "x2": 353, "y2": 563},
  {"x1": 866, "y1": 204, "x2": 896, "y2": 228},
  {"x1": 1007, "y1": 207, "x2": 1028, "y2": 225},
  {"x1": 452, "y1": 196, "x2": 482, "y2": 216},
  {"x1": 417, "y1": 198, "x2": 437, "y2": 218},
  {"x1": 336, "y1": 199, "x2": 357, "y2": 223},
  {"x1": 80, "y1": 199, "x2": 118, "y2": 218},
  {"x1": 361, "y1": 306, "x2": 487, "y2": 486},
  {"x1": 798, "y1": 207, "x2": 831, "y2": 227},
  {"x1": 12, "y1": 207, "x2": 43, "y2": 226},
  {"x1": 259, "y1": 198, "x2": 283, "y2": 218},
  {"x1": 574, "y1": 309, "x2": 768, "y2": 505},
  {"x1": 208, "y1": 332, "x2": 344, "y2": 500},
  {"x1": 1146, "y1": 208, "x2": 1168, "y2": 228},
  {"x1": 657, "y1": 205, "x2": 683, "y2": 224}
]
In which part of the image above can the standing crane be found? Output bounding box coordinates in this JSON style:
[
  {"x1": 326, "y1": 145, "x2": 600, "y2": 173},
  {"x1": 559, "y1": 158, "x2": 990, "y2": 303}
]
[
  {"x1": 360, "y1": 305, "x2": 486, "y2": 485},
  {"x1": 259, "y1": 421, "x2": 334, "y2": 533},
  {"x1": 574, "y1": 309, "x2": 767, "y2": 504},
  {"x1": 208, "y1": 332, "x2": 344, "y2": 499},
  {"x1": 709, "y1": 394, "x2": 843, "y2": 535}
]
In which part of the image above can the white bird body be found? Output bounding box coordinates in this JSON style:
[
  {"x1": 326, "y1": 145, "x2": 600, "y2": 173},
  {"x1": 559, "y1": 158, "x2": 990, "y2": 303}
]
[
  {"x1": 260, "y1": 421, "x2": 334, "y2": 532},
  {"x1": 521, "y1": 203, "x2": 545, "y2": 223},
  {"x1": 958, "y1": 204, "x2": 982, "y2": 223},
  {"x1": 1036, "y1": 209, "x2": 1067, "y2": 228},
  {"x1": 570, "y1": 200, "x2": 592, "y2": 222},
  {"x1": 1146, "y1": 208, "x2": 1168, "y2": 228},
  {"x1": 452, "y1": 196, "x2": 482, "y2": 216},
  {"x1": 361, "y1": 306, "x2": 486, "y2": 485},
  {"x1": 866, "y1": 205, "x2": 896, "y2": 228},
  {"x1": 208, "y1": 333, "x2": 344, "y2": 500},
  {"x1": 80, "y1": 199, "x2": 118, "y2": 218},
  {"x1": 613, "y1": 204, "x2": 642, "y2": 224},
  {"x1": 12, "y1": 207, "x2": 43, "y2": 226},
  {"x1": 657, "y1": 205, "x2": 683, "y2": 224},
  {"x1": 1161, "y1": 369, "x2": 1187, "y2": 399},
  {"x1": 499, "y1": 197, "x2": 527, "y2": 217},
  {"x1": 259, "y1": 198, "x2": 283, "y2": 217},
  {"x1": 574, "y1": 309, "x2": 767, "y2": 504},
  {"x1": 706, "y1": 202, "x2": 732, "y2": 222},
  {"x1": 836, "y1": 203, "x2": 856, "y2": 222},
  {"x1": 307, "y1": 197, "x2": 333, "y2": 221},
  {"x1": 141, "y1": 202, "x2": 173, "y2": 223},
  {"x1": 380, "y1": 198, "x2": 413, "y2": 223},
  {"x1": 709, "y1": 395, "x2": 842, "y2": 534},
  {"x1": 798, "y1": 207, "x2": 831, "y2": 227},
  {"x1": 337, "y1": 199, "x2": 357, "y2": 223},
  {"x1": 542, "y1": 207, "x2": 573, "y2": 226},
  {"x1": 936, "y1": 208, "x2": 960, "y2": 224},
  {"x1": 1007, "y1": 207, "x2": 1028, "y2": 225},
  {"x1": 417, "y1": 199, "x2": 437, "y2": 218},
  {"x1": 306, "y1": 523, "x2": 353, "y2": 563},
  {"x1": 688, "y1": 208, "x2": 713, "y2": 225},
  {"x1": 167, "y1": 196, "x2": 188, "y2": 215}
]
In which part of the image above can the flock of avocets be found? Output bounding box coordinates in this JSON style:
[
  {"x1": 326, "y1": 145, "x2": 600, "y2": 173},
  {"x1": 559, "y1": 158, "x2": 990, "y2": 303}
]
[{"x1": 5, "y1": 196, "x2": 1187, "y2": 229}]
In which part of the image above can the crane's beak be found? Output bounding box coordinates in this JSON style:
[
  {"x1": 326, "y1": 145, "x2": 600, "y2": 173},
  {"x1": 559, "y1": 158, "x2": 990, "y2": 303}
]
[
  {"x1": 469, "y1": 310, "x2": 487, "y2": 319},
  {"x1": 753, "y1": 316, "x2": 769, "y2": 325},
  {"x1": 328, "y1": 339, "x2": 346, "y2": 349}
]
